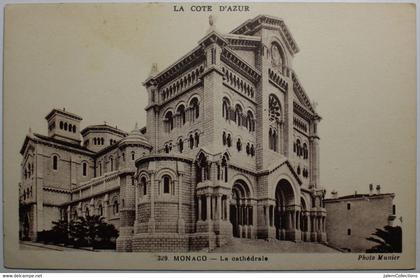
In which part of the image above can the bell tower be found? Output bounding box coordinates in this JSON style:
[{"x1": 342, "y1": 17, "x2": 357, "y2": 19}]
[{"x1": 45, "y1": 108, "x2": 82, "y2": 144}]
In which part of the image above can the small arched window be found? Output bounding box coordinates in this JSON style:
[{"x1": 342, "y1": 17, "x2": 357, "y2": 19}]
[
  {"x1": 303, "y1": 143, "x2": 308, "y2": 159},
  {"x1": 141, "y1": 177, "x2": 147, "y2": 196},
  {"x1": 82, "y1": 162, "x2": 87, "y2": 176},
  {"x1": 99, "y1": 162, "x2": 102, "y2": 176},
  {"x1": 131, "y1": 151, "x2": 135, "y2": 160},
  {"x1": 189, "y1": 135, "x2": 194, "y2": 149},
  {"x1": 165, "y1": 145, "x2": 170, "y2": 153},
  {"x1": 110, "y1": 157, "x2": 114, "y2": 171},
  {"x1": 236, "y1": 138, "x2": 242, "y2": 152},
  {"x1": 52, "y1": 155, "x2": 58, "y2": 170},
  {"x1": 60, "y1": 121, "x2": 63, "y2": 129},
  {"x1": 227, "y1": 134, "x2": 232, "y2": 147},
  {"x1": 222, "y1": 98, "x2": 230, "y2": 120},
  {"x1": 247, "y1": 111, "x2": 255, "y2": 132},
  {"x1": 73, "y1": 125, "x2": 76, "y2": 133},
  {"x1": 194, "y1": 132, "x2": 199, "y2": 147},
  {"x1": 113, "y1": 199, "x2": 119, "y2": 215},
  {"x1": 85, "y1": 206, "x2": 90, "y2": 217},
  {"x1": 178, "y1": 138, "x2": 184, "y2": 153},
  {"x1": 101, "y1": 138, "x2": 104, "y2": 145},
  {"x1": 190, "y1": 97, "x2": 200, "y2": 119},
  {"x1": 222, "y1": 132, "x2": 227, "y2": 145},
  {"x1": 162, "y1": 175, "x2": 171, "y2": 194},
  {"x1": 98, "y1": 204, "x2": 103, "y2": 216},
  {"x1": 64, "y1": 122, "x2": 68, "y2": 131}
]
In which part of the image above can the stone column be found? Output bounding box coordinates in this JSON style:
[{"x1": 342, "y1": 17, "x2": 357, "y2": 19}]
[
  {"x1": 297, "y1": 210, "x2": 301, "y2": 231},
  {"x1": 206, "y1": 195, "x2": 211, "y2": 221},
  {"x1": 226, "y1": 196, "x2": 231, "y2": 222},
  {"x1": 177, "y1": 173, "x2": 185, "y2": 234},
  {"x1": 265, "y1": 205, "x2": 270, "y2": 226},
  {"x1": 217, "y1": 194, "x2": 222, "y2": 220},
  {"x1": 198, "y1": 196, "x2": 202, "y2": 221},
  {"x1": 148, "y1": 171, "x2": 156, "y2": 233}
]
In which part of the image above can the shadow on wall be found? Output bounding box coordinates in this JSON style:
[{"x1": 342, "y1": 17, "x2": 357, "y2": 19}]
[{"x1": 366, "y1": 225, "x2": 402, "y2": 253}]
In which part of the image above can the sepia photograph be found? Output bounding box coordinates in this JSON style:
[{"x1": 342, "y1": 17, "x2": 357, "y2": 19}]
[{"x1": 2, "y1": 3, "x2": 416, "y2": 270}]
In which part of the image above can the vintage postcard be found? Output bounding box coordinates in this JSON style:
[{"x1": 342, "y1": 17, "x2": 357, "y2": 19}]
[{"x1": 3, "y1": 2, "x2": 416, "y2": 270}]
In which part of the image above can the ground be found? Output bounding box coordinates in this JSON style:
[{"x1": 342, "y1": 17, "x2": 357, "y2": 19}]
[
  {"x1": 20, "y1": 239, "x2": 340, "y2": 253},
  {"x1": 212, "y1": 238, "x2": 340, "y2": 253},
  {"x1": 19, "y1": 241, "x2": 107, "y2": 252}
]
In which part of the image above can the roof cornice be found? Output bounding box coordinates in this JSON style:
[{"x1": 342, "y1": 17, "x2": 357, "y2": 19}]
[{"x1": 230, "y1": 15, "x2": 299, "y2": 55}]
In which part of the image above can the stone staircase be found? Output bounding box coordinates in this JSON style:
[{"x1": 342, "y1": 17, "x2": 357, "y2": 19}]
[{"x1": 212, "y1": 238, "x2": 340, "y2": 253}]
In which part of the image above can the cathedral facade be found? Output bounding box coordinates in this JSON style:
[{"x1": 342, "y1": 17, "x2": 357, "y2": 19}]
[{"x1": 19, "y1": 15, "x2": 327, "y2": 252}]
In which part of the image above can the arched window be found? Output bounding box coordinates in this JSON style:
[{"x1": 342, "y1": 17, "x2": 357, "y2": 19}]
[
  {"x1": 221, "y1": 155, "x2": 228, "y2": 183},
  {"x1": 189, "y1": 135, "x2": 194, "y2": 149},
  {"x1": 269, "y1": 128, "x2": 273, "y2": 150},
  {"x1": 93, "y1": 138, "x2": 97, "y2": 145},
  {"x1": 131, "y1": 151, "x2": 135, "y2": 160},
  {"x1": 303, "y1": 143, "x2": 308, "y2": 159},
  {"x1": 52, "y1": 155, "x2": 58, "y2": 170},
  {"x1": 222, "y1": 98, "x2": 230, "y2": 120},
  {"x1": 85, "y1": 206, "x2": 90, "y2": 217},
  {"x1": 99, "y1": 162, "x2": 102, "y2": 176},
  {"x1": 269, "y1": 94, "x2": 281, "y2": 123},
  {"x1": 227, "y1": 134, "x2": 232, "y2": 147},
  {"x1": 177, "y1": 105, "x2": 186, "y2": 125},
  {"x1": 59, "y1": 121, "x2": 63, "y2": 129},
  {"x1": 194, "y1": 132, "x2": 199, "y2": 147},
  {"x1": 110, "y1": 157, "x2": 114, "y2": 171},
  {"x1": 164, "y1": 111, "x2": 174, "y2": 132},
  {"x1": 82, "y1": 162, "x2": 87, "y2": 176},
  {"x1": 247, "y1": 111, "x2": 255, "y2": 132},
  {"x1": 246, "y1": 143, "x2": 250, "y2": 155},
  {"x1": 98, "y1": 203, "x2": 103, "y2": 216},
  {"x1": 72, "y1": 125, "x2": 76, "y2": 133},
  {"x1": 113, "y1": 199, "x2": 119, "y2": 215},
  {"x1": 222, "y1": 132, "x2": 227, "y2": 145},
  {"x1": 236, "y1": 138, "x2": 242, "y2": 152},
  {"x1": 64, "y1": 122, "x2": 68, "y2": 131},
  {"x1": 296, "y1": 139, "x2": 301, "y2": 157},
  {"x1": 250, "y1": 144, "x2": 255, "y2": 156},
  {"x1": 162, "y1": 175, "x2": 171, "y2": 194},
  {"x1": 101, "y1": 138, "x2": 104, "y2": 145},
  {"x1": 140, "y1": 177, "x2": 147, "y2": 196},
  {"x1": 165, "y1": 144, "x2": 170, "y2": 153},
  {"x1": 190, "y1": 97, "x2": 200, "y2": 120},
  {"x1": 197, "y1": 153, "x2": 209, "y2": 183},
  {"x1": 178, "y1": 138, "x2": 184, "y2": 153},
  {"x1": 234, "y1": 105, "x2": 243, "y2": 126}
]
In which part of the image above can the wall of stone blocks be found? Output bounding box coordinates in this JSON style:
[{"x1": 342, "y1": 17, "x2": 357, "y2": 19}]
[{"x1": 325, "y1": 196, "x2": 393, "y2": 252}]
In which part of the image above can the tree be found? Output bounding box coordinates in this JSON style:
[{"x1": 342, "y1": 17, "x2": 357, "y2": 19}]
[{"x1": 366, "y1": 225, "x2": 402, "y2": 253}]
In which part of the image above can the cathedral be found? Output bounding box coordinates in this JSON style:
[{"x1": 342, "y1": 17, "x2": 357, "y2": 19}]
[{"x1": 19, "y1": 15, "x2": 327, "y2": 252}]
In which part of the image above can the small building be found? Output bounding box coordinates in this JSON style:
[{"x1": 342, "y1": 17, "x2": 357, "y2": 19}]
[{"x1": 324, "y1": 185, "x2": 396, "y2": 252}]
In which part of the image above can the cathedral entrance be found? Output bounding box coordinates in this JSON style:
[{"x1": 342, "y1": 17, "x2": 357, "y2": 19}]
[
  {"x1": 274, "y1": 179, "x2": 295, "y2": 240},
  {"x1": 230, "y1": 180, "x2": 253, "y2": 239}
]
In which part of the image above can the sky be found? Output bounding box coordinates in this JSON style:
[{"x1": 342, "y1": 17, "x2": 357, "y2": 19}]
[{"x1": 3, "y1": 3, "x2": 416, "y2": 221}]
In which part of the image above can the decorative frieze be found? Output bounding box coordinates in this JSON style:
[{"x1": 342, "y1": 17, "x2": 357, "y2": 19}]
[{"x1": 161, "y1": 64, "x2": 205, "y2": 103}]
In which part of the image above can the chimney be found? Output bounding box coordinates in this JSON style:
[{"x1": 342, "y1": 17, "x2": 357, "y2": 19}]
[
  {"x1": 369, "y1": 183, "x2": 374, "y2": 196},
  {"x1": 376, "y1": 184, "x2": 381, "y2": 194},
  {"x1": 331, "y1": 190, "x2": 338, "y2": 199}
]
